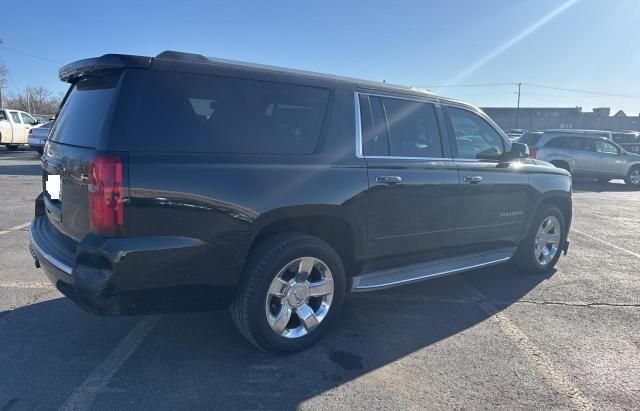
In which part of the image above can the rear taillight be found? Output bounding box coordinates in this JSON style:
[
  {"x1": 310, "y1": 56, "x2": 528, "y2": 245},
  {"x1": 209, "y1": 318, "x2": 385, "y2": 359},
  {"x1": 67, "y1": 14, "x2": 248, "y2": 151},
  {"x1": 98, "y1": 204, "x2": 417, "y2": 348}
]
[
  {"x1": 529, "y1": 146, "x2": 538, "y2": 159},
  {"x1": 88, "y1": 155, "x2": 124, "y2": 236}
]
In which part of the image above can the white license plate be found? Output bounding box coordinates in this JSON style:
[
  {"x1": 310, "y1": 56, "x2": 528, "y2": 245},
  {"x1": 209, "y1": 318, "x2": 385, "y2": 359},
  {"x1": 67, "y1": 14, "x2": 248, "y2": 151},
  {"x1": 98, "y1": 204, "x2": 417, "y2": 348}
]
[{"x1": 46, "y1": 174, "x2": 61, "y2": 200}]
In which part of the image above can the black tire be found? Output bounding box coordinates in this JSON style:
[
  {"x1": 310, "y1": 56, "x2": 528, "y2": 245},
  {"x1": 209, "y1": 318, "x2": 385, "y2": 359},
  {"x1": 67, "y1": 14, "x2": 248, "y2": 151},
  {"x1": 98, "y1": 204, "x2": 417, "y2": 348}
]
[
  {"x1": 515, "y1": 204, "x2": 566, "y2": 275},
  {"x1": 6, "y1": 145, "x2": 18, "y2": 151},
  {"x1": 624, "y1": 165, "x2": 640, "y2": 186},
  {"x1": 231, "y1": 233, "x2": 346, "y2": 353}
]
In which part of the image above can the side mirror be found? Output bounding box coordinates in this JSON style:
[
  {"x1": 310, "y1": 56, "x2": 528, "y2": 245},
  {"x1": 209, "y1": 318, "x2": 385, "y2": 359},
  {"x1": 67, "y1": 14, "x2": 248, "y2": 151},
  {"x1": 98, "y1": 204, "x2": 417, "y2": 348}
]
[{"x1": 510, "y1": 142, "x2": 529, "y2": 159}]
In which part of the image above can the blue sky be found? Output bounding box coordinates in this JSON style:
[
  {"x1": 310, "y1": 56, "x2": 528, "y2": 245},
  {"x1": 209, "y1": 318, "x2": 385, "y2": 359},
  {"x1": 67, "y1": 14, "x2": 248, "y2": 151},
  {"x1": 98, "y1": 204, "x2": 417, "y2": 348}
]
[{"x1": 2, "y1": 0, "x2": 640, "y2": 114}]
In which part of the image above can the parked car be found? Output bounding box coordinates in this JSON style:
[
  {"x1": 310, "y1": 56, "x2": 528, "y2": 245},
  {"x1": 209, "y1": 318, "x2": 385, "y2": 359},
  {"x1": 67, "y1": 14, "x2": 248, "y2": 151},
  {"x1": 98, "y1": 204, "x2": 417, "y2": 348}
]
[
  {"x1": 518, "y1": 131, "x2": 544, "y2": 155},
  {"x1": 33, "y1": 115, "x2": 54, "y2": 124},
  {"x1": 612, "y1": 131, "x2": 640, "y2": 154},
  {"x1": 28, "y1": 120, "x2": 54, "y2": 155},
  {"x1": 520, "y1": 129, "x2": 611, "y2": 160},
  {"x1": 535, "y1": 134, "x2": 640, "y2": 185},
  {"x1": 0, "y1": 109, "x2": 40, "y2": 150},
  {"x1": 29, "y1": 51, "x2": 572, "y2": 353}
]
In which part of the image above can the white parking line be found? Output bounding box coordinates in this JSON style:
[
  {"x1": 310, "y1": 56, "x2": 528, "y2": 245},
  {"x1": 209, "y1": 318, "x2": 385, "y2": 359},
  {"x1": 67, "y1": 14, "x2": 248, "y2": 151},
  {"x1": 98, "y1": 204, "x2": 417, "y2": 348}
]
[
  {"x1": 462, "y1": 281, "x2": 594, "y2": 410},
  {"x1": 572, "y1": 228, "x2": 640, "y2": 259},
  {"x1": 0, "y1": 222, "x2": 31, "y2": 236},
  {"x1": 59, "y1": 316, "x2": 161, "y2": 411},
  {"x1": 0, "y1": 281, "x2": 54, "y2": 289}
]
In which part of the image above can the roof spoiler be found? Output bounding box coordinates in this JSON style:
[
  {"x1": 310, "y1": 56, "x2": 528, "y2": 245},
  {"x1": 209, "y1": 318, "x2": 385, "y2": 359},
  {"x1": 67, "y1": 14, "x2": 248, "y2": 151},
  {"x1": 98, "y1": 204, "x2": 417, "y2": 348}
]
[{"x1": 59, "y1": 54, "x2": 152, "y2": 82}]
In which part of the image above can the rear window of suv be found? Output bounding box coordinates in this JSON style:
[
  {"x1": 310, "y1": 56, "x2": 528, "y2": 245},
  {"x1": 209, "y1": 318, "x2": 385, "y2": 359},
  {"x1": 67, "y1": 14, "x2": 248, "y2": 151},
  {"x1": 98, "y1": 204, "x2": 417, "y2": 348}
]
[
  {"x1": 49, "y1": 74, "x2": 120, "y2": 148},
  {"x1": 112, "y1": 70, "x2": 330, "y2": 154},
  {"x1": 518, "y1": 132, "x2": 543, "y2": 146}
]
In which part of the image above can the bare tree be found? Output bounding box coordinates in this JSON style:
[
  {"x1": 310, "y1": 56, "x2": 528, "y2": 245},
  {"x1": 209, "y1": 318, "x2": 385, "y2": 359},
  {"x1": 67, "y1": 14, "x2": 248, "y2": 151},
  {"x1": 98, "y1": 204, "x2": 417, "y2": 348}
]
[
  {"x1": 0, "y1": 64, "x2": 8, "y2": 108},
  {"x1": 5, "y1": 86, "x2": 62, "y2": 116}
]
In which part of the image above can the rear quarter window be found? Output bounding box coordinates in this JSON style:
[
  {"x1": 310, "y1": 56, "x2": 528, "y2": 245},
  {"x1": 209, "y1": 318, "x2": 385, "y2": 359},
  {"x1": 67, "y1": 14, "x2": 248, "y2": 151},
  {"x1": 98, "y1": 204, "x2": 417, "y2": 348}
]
[
  {"x1": 112, "y1": 70, "x2": 330, "y2": 154},
  {"x1": 49, "y1": 74, "x2": 120, "y2": 148},
  {"x1": 518, "y1": 132, "x2": 542, "y2": 146}
]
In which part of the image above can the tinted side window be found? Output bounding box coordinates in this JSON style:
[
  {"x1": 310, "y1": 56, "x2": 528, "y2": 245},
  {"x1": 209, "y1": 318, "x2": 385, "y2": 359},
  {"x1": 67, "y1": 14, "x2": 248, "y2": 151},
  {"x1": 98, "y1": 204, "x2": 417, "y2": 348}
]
[
  {"x1": 447, "y1": 106, "x2": 505, "y2": 160},
  {"x1": 0, "y1": 111, "x2": 7, "y2": 121},
  {"x1": 545, "y1": 137, "x2": 568, "y2": 148},
  {"x1": 10, "y1": 112, "x2": 21, "y2": 123},
  {"x1": 380, "y1": 97, "x2": 443, "y2": 158},
  {"x1": 359, "y1": 95, "x2": 390, "y2": 156},
  {"x1": 565, "y1": 137, "x2": 593, "y2": 151},
  {"x1": 115, "y1": 70, "x2": 329, "y2": 154}
]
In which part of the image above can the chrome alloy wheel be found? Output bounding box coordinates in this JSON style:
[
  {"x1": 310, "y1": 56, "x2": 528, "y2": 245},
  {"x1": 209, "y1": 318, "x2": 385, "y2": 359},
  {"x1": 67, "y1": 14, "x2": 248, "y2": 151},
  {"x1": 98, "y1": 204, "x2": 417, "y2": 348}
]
[
  {"x1": 534, "y1": 215, "x2": 562, "y2": 266},
  {"x1": 265, "y1": 257, "x2": 334, "y2": 339},
  {"x1": 629, "y1": 169, "x2": 640, "y2": 185}
]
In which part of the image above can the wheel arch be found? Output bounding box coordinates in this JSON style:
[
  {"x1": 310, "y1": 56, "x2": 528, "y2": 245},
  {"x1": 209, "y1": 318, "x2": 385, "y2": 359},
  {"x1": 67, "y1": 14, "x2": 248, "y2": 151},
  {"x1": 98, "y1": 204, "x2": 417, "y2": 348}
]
[
  {"x1": 245, "y1": 208, "x2": 363, "y2": 278},
  {"x1": 539, "y1": 195, "x2": 572, "y2": 228},
  {"x1": 520, "y1": 191, "x2": 572, "y2": 243}
]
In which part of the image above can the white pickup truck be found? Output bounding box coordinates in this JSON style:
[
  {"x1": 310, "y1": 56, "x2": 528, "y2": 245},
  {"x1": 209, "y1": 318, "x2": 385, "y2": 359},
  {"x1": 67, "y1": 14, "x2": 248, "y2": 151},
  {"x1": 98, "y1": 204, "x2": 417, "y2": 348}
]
[{"x1": 0, "y1": 109, "x2": 40, "y2": 150}]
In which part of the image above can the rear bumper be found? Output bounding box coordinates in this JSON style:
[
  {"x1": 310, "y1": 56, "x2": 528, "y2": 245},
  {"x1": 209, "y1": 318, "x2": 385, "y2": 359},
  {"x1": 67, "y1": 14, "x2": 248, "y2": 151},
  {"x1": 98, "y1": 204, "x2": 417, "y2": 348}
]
[
  {"x1": 28, "y1": 137, "x2": 45, "y2": 148},
  {"x1": 29, "y1": 215, "x2": 240, "y2": 315}
]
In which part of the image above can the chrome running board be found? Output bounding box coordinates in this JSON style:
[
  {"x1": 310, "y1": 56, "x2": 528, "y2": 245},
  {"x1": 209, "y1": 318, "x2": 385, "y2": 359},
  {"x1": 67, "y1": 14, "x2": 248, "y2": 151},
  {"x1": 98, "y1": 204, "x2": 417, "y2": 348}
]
[{"x1": 351, "y1": 248, "x2": 515, "y2": 292}]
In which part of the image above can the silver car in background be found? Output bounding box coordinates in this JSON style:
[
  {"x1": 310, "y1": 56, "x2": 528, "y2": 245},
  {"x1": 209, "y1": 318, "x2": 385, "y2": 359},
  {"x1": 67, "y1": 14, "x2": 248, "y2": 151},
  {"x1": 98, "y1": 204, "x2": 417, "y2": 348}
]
[
  {"x1": 533, "y1": 132, "x2": 640, "y2": 186},
  {"x1": 27, "y1": 120, "x2": 54, "y2": 155}
]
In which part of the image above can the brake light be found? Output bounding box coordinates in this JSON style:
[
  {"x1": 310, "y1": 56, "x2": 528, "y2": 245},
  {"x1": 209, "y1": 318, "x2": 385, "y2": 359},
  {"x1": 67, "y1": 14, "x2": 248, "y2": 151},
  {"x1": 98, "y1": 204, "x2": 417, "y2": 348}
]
[
  {"x1": 88, "y1": 155, "x2": 124, "y2": 236},
  {"x1": 529, "y1": 146, "x2": 538, "y2": 159}
]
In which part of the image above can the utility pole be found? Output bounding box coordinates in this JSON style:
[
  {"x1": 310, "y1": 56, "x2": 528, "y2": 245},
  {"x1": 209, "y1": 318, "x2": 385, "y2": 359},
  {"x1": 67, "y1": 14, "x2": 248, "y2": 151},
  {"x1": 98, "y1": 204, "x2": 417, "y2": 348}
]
[
  {"x1": 515, "y1": 83, "x2": 522, "y2": 129},
  {"x1": 0, "y1": 37, "x2": 3, "y2": 109}
]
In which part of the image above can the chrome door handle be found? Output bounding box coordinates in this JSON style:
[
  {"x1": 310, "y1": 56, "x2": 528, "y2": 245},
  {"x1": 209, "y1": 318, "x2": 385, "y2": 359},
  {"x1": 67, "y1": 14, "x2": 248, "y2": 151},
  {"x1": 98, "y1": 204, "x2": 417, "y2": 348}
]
[
  {"x1": 463, "y1": 176, "x2": 483, "y2": 184},
  {"x1": 376, "y1": 175, "x2": 403, "y2": 184}
]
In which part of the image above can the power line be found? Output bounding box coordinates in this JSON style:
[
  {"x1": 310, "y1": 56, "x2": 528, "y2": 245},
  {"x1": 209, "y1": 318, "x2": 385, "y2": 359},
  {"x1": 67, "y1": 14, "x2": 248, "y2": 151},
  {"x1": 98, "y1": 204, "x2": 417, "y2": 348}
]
[
  {"x1": 519, "y1": 91, "x2": 614, "y2": 101},
  {"x1": 522, "y1": 83, "x2": 640, "y2": 99},
  {"x1": 0, "y1": 45, "x2": 62, "y2": 65},
  {"x1": 421, "y1": 81, "x2": 640, "y2": 99},
  {"x1": 421, "y1": 82, "x2": 517, "y2": 88}
]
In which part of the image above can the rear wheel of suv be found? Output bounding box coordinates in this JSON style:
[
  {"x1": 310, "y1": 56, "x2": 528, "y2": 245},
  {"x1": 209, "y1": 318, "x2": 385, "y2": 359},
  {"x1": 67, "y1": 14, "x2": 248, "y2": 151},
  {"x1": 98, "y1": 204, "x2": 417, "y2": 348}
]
[
  {"x1": 515, "y1": 204, "x2": 566, "y2": 275},
  {"x1": 625, "y1": 166, "x2": 640, "y2": 186},
  {"x1": 6, "y1": 145, "x2": 18, "y2": 151},
  {"x1": 231, "y1": 233, "x2": 346, "y2": 353}
]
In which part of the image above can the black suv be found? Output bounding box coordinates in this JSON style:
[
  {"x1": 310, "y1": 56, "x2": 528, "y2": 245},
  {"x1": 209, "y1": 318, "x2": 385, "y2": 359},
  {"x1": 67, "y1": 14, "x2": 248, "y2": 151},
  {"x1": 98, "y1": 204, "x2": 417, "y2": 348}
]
[{"x1": 30, "y1": 51, "x2": 572, "y2": 353}]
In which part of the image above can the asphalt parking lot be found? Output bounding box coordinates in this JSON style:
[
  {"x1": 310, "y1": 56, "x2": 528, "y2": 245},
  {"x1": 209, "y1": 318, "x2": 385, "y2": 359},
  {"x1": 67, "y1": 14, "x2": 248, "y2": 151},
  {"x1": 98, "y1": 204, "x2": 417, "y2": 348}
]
[{"x1": 1, "y1": 148, "x2": 639, "y2": 410}]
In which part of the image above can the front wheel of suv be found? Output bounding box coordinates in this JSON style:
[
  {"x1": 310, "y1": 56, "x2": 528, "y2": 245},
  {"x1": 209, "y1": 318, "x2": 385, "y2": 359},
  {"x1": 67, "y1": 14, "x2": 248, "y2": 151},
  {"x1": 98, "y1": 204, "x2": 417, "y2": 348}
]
[
  {"x1": 624, "y1": 166, "x2": 640, "y2": 186},
  {"x1": 515, "y1": 204, "x2": 566, "y2": 275},
  {"x1": 231, "y1": 233, "x2": 346, "y2": 353}
]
